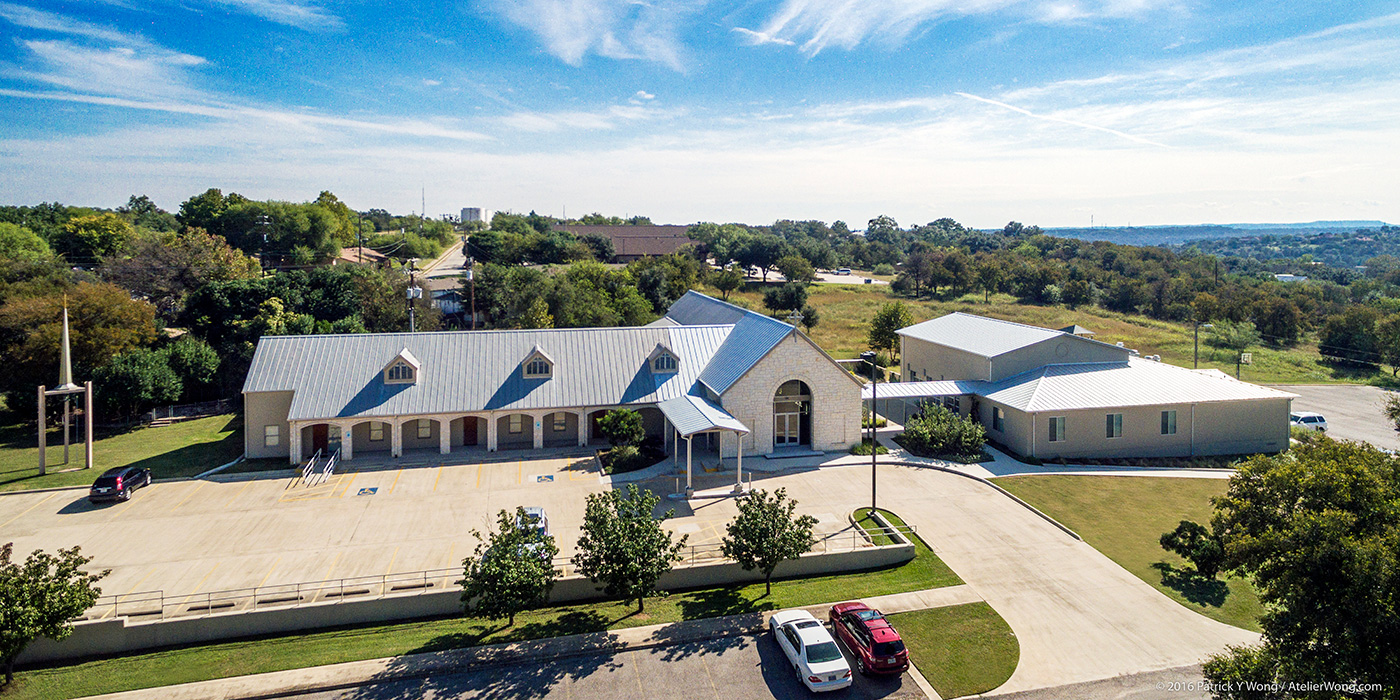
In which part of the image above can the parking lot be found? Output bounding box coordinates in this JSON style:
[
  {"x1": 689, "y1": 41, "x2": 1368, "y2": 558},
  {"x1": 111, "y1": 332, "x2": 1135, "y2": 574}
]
[
  {"x1": 299, "y1": 633, "x2": 922, "y2": 700},
  {"x1": 1272, "y1": 384, "x2": 1400, "y2": 451},
  {"x1": 0, "y1": 450, "x2": 862, "y2": 617}
]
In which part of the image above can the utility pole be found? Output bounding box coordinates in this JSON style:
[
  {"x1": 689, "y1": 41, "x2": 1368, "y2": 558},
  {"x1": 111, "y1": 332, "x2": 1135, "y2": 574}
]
[
  {"x1": 467, "y1": 256, "x2": 477, "y2": 331},
  {"x1": 1194, "y1": 321, "x2": 1213, "y2": 369},
  {"x1": 406, "y1": 259, "x2": 422, "y2": 332},
  {"x1": 861, "y1": 351, "x2": 879, "y2": 514}
]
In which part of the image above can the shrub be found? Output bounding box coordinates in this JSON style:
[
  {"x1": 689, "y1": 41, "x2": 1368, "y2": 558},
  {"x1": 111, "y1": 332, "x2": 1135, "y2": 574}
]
[
  {"x1": 596, "y1": 408, "x2": 644, "y2": 447},
  {"x1": 899, "y1": 405, "x2": 986, "y2": 459},
  {"x1": 872, "y1": 263, "x2": 895, "y2": 276},
  {"x1": 850, "y1": 438, "x2": 888, "y2": 456},
  {"x1": 1158, "y1": 520, "x2": 1224, "y2": 578}
]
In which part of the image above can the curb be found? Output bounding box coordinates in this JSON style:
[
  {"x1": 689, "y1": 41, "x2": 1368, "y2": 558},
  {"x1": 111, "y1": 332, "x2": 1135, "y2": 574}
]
[{"x1": 879, "y1": 460, "x2": 1082, "y2": 541}]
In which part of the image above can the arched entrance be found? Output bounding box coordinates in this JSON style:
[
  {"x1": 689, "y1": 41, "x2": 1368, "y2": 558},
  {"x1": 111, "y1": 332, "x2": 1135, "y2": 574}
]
[
  {"x1": 773, "y1": 380, "x2": 812, "y2": 449},
  {"x1": 300, "y1": 423, "x2": 342, "y2": 459}
]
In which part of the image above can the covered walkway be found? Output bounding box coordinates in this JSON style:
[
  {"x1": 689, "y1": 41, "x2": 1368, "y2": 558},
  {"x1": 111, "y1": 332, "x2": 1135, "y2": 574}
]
[{"x1": 658, "y1": 394, "x2": 750, "y2": 497}]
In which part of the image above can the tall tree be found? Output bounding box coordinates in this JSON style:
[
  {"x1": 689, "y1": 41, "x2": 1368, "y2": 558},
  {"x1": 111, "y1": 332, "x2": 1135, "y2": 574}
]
[
  {"x1": 99, "y1": 228, "x2": 260, "y2": 318},
  {"x1": 458, "y1": 507, "x2": 559, "y2": 626},
  {"x1": 572, "y1": 484, "x2": 687, "y2": 612},
  {"x1": 0, "y1": 544, "x2": 108, "y2": 684},
  {"x1": 711, "y1": 267, "x2": 744, "y2": 301},
  {"x1": 868, "y1": 302, "x2": 913, "y2": 362},
  {"x1": 720, "y1": 488, "x2": 818, "y2": 595}
]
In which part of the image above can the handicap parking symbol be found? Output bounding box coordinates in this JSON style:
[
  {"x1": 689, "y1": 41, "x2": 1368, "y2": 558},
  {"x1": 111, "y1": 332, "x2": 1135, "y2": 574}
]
[
  {"x1": 358, "y1": 487, "x2": 378, "y2": 496},
  {"x1": 536, "y1": 475, "x2": 554, "y2": 483}
]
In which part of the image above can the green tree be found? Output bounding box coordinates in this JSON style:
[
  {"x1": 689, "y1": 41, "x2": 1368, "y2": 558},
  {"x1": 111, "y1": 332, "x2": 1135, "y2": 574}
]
[
  {"x1": 1158, "y1": 520, "x2": 1224, "y2": 579},
  {"x1": 1061, "y1": 279, "x2": 1095, "y2": 309},
  {"x1": 798, "y1": 305, "x2": 819, "y2": 333},
  {"x1": 518, "y1": 296, "x2": 554, "y2": 329},
  {"x1": 774, "y1": 255, "x2": 815, "y2": 285},
  {"x1": 868, "y1": 302, "x2": 913, "y2": 362},
  {"x1": 162, "y1": 336, "x2": 220, "y2": 402},
  {"x1": 0, "y1": 223, "x2": 52, "y2": 263},
  {"x1": 899, "y1": 404, "x2": 986, "y2": 458},
  {"x1": 92, "y1": 348, "x2": 183, "y2": 419},
  {"x1": 762, "y1": 282, "x2": 808, "y2": 315},
  {"x1": 1254, "y1": 297, "x2": 1301, "y2": 346},
  {"x1": 1385, "y1": 394, "x2": 1400, "y2": 432},
  {"x1": 596, "y1": 408, "x2": 645, "y2": 448},
  {"x1": 720, "y1": 488, "x2": 818, "y2": 595},
  {"x1": 975, "y1": 260, "x2": 1003, "y2": 303},
  {"x1": 61, "y1": 213, "x2": 135, "y2": 261},
  {"x1": 1203, "y1": 437, "x2": 1400, "y2": 695},
  {"x1": 734, "y1": 235, "x2": 788, "y2": 283},
  {"x1": 1207, "y1": 319, "x2": 1260, "y2": 352},
  {"x1": 711, "y1": 267, "x2": 744, "y2": 301},
  {"x1": 458, "y1": 507, "x2": 559, "y2": 626},
  {"x1": 0, "y1": 543, "x2": 108, "y2": 684},
  {"x1": 99, "y1": 227, "x2": 260, "y2": 318},
  {"x1": 1375, "y1": 314, "x2": 1400, "y2": 376},
  {"x1": 572, "y1": 484, "x2": 688, "y2": 612},
  {"x1": 1318, "y1": 306, "x2": 1380, "y2": 365}
]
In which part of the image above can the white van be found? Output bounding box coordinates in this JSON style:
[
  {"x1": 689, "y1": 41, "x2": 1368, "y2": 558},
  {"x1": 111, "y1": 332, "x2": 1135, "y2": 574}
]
[{"x1": 1290, "y1": 412, "x2": 1328, "y2": 432}]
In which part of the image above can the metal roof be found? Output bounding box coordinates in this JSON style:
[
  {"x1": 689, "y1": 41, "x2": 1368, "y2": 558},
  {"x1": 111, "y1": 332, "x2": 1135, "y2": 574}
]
[
  {"x1": 979, "y1": 358, "x2": 1299, "y2": 412},
  {"x1": 243, "y1": 324, "x2": 732, "y2": 421},
  {"x1": 666, "y1": 291, "x2": 795, "y2": 396},
  {"x1": 861, "y1": 380, "x2": 988, "y2": 401},
  {"x1": 896, "y1": 312, "x2": 1070, "y2": 358},
  {"x1": 657, "y1": 394, "x2": 749, "y2": 437}
]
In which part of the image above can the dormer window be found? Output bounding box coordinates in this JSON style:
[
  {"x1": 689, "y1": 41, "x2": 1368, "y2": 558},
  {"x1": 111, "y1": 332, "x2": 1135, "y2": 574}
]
[
  {"x1": 648, "y1": 344, "x2": 679, "y2": 374},
  {"x1": 383, "y1": 348, "x2": 421, "y2": 385},
  {"x1": 522, "y1": 346, "x2": 554, "y2": 379}
]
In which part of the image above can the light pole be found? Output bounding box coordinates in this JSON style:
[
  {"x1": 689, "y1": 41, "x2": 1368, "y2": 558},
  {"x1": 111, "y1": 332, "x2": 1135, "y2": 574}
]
[
  {"x1": 861, "y1": 351, "x2": 879, "y2": 514},
  {"x1": 406, "y1": 259, "x2": 422, "y2": 332},
  {"x1": 1194, "y1": 322, "x2": 1214, "y2": 369}
]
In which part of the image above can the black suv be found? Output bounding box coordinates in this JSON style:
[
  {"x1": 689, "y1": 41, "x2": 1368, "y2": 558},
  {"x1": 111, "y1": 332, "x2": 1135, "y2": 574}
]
[{"x1": 89, "y1": 466, "x2": 152, "y2": 503}]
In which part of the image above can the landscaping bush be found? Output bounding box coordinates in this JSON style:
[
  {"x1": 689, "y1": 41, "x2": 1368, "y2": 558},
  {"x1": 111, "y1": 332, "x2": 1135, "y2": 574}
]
[
  {"x1": 898, "y1": 405, "x2": 986, "y2": 460},
  {"x1": 599, "y1": 444, "x2": 666, "y2": 475},
  {"x1": 850, "y1": 438, "x2": 888, "y2": 456}
]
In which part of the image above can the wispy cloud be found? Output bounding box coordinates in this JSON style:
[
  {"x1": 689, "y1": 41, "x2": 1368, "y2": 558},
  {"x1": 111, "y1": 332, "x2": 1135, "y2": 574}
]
[
  {"x1": 731, "y1": 26, "x2": 795, "y2": 46},
  {"x1": 956, "y1": 91, "x2": 1172, "y2": 148},
  {"x1": 483, "y1": 0, "x2": 702, "y2": 70},
  {"x1": 0, "y1": 1, "x2": 133, "y2": 43},
  {"x1": 203, "y1": 0, "x2": 342, "y2": 30}
]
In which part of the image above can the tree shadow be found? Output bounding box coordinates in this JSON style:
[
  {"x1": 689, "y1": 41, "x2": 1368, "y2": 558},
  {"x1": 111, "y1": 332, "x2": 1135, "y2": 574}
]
[
  {"x1": 676, "y1": 584, "x2": 777, "y2": 621},
  {"x1": 1152, "y1": 562, "x2": 1228, "y2": 608}
]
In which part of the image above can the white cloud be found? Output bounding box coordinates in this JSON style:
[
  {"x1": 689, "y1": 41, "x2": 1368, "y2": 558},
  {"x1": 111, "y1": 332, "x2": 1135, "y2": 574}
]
[
  {"x1": 483, "y1": 0, "x2": 702, "y2": 70},
  {"x1": 634, "y1": 90, "x2": 655, "y2": 100},
  {"x1": 204, "y1": 0, "x2": 342, "y2": 30},
  {"x1": 12, "y1": 40, "x2": 206, "y2": 100},
  {"x1": 422, "y1": 79, "x2": 443, "y2": 86},
  {"x1": 0, "y1": 2, "x2": 134, "y2": 44},
  {"x1": 731, "y1": 26, "x2": 795, "y2": 46},
  {"x1": 956, "y1": 91, "x2": 1172, "y2": 148}
]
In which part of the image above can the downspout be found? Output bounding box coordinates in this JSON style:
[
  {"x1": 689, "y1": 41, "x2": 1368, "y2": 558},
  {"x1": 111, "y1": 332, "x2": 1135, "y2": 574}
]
[
  {"x1": 1190, "y1": 403, "x2": 1196, "y2": 457},
  {"x1": 1031, "y1": 412, "x2": 1037, "y2": 459}
]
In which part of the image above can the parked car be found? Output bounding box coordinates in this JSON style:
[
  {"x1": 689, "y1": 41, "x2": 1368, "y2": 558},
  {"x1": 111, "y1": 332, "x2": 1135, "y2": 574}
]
[
  {"x1": 829, "y1": 602, "x2": 909, "y2": 675},
  {"x1": 89, "y1": 466, "x2": 152, "y2": 503},
  {"x1": 1290, "y1": 411, "x2": 1328, "y2": 432},
  {"x1": 769, "y1": 609, "x2": 853, "y2": 692},
  {"x1": 516, "y1": 506, "x2": 553, "y2": 558},
  {"x1": 837, "y1": 268, "x2": 852, "y2": 275}
]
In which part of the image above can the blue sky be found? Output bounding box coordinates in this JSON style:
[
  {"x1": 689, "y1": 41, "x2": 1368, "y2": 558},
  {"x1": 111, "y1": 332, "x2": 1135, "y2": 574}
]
[{"x1": 0, "y1": 0, "x2": 1396, "y2": 228}]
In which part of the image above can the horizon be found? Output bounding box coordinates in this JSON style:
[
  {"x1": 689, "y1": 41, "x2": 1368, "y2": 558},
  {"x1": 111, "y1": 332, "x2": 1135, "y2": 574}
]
[{"x1": 1, "y1": 1, "x2": 1396, "y2": 229}]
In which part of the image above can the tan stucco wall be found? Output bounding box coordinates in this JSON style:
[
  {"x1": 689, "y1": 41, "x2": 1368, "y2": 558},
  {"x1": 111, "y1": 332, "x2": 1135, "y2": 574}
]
[
  {"x1": 542, "y1": 411, "x2": 580, "y2": 447},
  {"x1": 720, "y1": 331, "x2": 862, "y2": 455},
  {"x1": 400, "y1": 418, "x2": 441, "y2": 451},
  {"x1": 1014, "y1": 398, "x2": 1291, "y2": 460},
  {"x1": 991, "y1": 336, "x2": 1129, "y2": 381},
  {"x1": 351, "y1": 421, "x2": 392, "y2": 453},
  {"x1": 900, "y1": 336, "x2": 992, "y2": 382},
  {"x1": 243, "y1": 391, "x2": 293, "y2": 459}
]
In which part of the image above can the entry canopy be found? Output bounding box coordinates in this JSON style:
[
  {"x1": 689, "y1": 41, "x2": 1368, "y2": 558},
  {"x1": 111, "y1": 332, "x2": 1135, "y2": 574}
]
[{"x1": 658, "y1": 394, "x2": 750, "y2": 437}]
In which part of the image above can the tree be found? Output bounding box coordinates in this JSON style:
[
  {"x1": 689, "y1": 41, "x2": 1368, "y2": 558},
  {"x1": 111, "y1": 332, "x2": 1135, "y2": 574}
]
[
  {"x1": 458, "y1": 507, "x2": 559, "y2": 626},
  {"x1": 1318, "y1": 306, "x2": 1380, "y2": 365},
  {"x1": 798, "y1": 305, "x2": 819, "y2": 333},
  {"x1": 774, "y1": 255, "x2": 815, "y2": 285},
  {"x1": 1158, "y1": 520, "x2": 1224, "y2": 578},
  {"x1": 572, "y1": 484, "x2": 688, "y2": 612},
  {"x1": 0, "y1": 223, "x2": 52, "y2": 263},
  {"x1": 99, "y1": 227, "x2": 260, "y2": 318},
  {"x1": 162, "y1": 336, "x2": 220, "y2": 401},
  {"x1": 60, "y1": 213, "x2": 135, "y2": 261},
  {"x1": 762, "y1": 282, "x2": 808, "y2": 315},
  {"x1": 93, "y1": 348, "x2": 183, "y2": 419},
  {"x1": 0, "y1": 543, "x2": 108, "y2": 683},
  {"x1": 1203, "y1": 437, "x2": 1400, "y2": 695},
  {"x1": 1384, "y1": 394, "x2": 1400, "y2": 432},
  {"x1": 733, "y1": 235, "x2": 788, "y2": 282},
  {"x1": 868, "y1": 302, "x2": 913, "y2": 362},
  {"x1": 596, "y1": 408, "x2": 645, "y2": 448},
  {"x1": 580, "y1": 233, "x2": 614, "y2": 262},
  {"x1": 711, "y1": 267, "x2": 744, "y2": 301},
  {"x1": 1375, "y1": 314, "x2": 1400, "y2": 376},
  {"x1": 1254, "y1": 297, "x2": 1301, "y2": 346},
  {"x1": 1207, "y1": 319, "x2": 1260, "y2": 352},
  {"x1": 975, "y1": 260, "x2": 1003, "y2": 303},
  {"x1": 720, "y1": 488, "x2": 818, "y2": 595},
  {"x1": 518, "y1": 297, "x2": 554, "y2": 329},
  {"x1": 1061, "y1": 279, "x2": 1095, "y2": 309}
]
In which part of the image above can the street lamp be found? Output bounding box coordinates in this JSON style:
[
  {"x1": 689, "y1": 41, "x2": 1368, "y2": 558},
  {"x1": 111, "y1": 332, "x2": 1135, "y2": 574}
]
[
  {"x1": 1194, "y1": 321, "x2": 1214, "y2": 369},
  {"x1": 860, "y1": 351, "x2": 879, "y2": 514}
]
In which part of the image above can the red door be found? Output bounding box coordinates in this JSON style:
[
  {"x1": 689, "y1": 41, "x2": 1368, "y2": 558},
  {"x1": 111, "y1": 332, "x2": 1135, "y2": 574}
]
[
  {"x1": 311, "y1": 424, "x2": 328, "y2": 453},
  {"x1": 463, "y1": 418, "x2": 479, "y2": 446}
]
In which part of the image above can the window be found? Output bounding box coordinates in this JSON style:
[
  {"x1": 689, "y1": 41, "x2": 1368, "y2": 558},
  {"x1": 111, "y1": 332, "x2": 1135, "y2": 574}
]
[
  {"x1": 942, "y1": 395, "x2": 959, "y2": 413},
  {"x1": 1106, "y1": 413, "x2": 1123, "y2": 439},
  {"x1": 417, "y1": 419, "x2": 432, "y2": 439},
  {"x1": 992, "y1": 407, "x2": 1004, "y2": 432},
  {"x1": 1161, "y1": 410, "x2": 1177, "y2": 435},
  {"x1": 652, "y1": 353, "x2": 677, "y2": 372},
  {"x1": 1048, "y1": 416, "x2": 1065, "y2": 443},
  {"x1": 263, "y1": 425, "x2": 280, "y2": 447},
  {"x1": 369, "y1": 423, "x2": 385, "y2": 441},
  {"x1": 509, "y1": 414, "x2": 523, "y2": 434},
  {"x1": 386, "y1": 362, "x2": 414, "y2": 383},
  {"x1": 553, "y1": 414, "x2": 566, "y2": 432},
  {"x1": 524, "y1": 358, "x2": 551, "y2": 378}
]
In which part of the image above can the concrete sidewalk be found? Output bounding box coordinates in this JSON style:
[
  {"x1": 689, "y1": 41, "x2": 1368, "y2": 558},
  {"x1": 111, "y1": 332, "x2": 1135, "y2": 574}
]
[{"x1": 85, "y1": 585, "x2": 980, "y2": 700}]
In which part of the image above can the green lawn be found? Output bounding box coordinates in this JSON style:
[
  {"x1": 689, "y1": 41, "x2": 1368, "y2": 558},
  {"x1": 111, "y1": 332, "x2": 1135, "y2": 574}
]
[
  {"x1": 890, "y1": 602, "x2": 1019, "y2": 699},
  {"x1": 7, "y1": 509, "x2": 963, "y2": 699},
  {"x1": 716, "y1": 282, "x2": 1381, "y2": 386},
  {"x1": 0, "y1": 414, "x2": 244, "y2": 493},
  {"x1": 996, "y1": 475, "x2": 1262, "y2": 631}
]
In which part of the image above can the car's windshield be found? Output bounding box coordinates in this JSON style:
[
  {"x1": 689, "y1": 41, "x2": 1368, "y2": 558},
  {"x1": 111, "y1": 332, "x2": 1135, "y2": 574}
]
[
  {"x1": 806, "y1": 642, "x2": 842, "y2": 664},
  {"x1": 854, "y1": 610, "x2": 881, "y2": 621},
  {"x1": 873, "y1": 640, "x2": 906, "y2": 656}
]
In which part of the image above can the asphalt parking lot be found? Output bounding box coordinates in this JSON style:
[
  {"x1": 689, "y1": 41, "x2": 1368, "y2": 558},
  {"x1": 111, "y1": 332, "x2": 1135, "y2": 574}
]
[
  {"x1": 1271, "y1": 384, "x2": 1400, "y2": 451},
  {"x1": 298, "y1": 633, "x2": 923, "y2": 700}
]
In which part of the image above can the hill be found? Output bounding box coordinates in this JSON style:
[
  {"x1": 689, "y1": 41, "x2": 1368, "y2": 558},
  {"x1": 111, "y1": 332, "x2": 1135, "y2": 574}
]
[{"x1": 1035, "y1": 222, "x2": 1388, "y2": 247}]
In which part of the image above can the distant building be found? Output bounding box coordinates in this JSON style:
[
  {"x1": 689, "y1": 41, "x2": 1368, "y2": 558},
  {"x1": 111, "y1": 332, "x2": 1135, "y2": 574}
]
[
  {"x1": 1273, "y1": 273, "x2": 1309, "y2": 283},
  {"x1": 461, "y1": 207, "x2": 488, "y2": 223},
  {"x1": 557, "y1": 225, "x2": 693, "y2": 262}
]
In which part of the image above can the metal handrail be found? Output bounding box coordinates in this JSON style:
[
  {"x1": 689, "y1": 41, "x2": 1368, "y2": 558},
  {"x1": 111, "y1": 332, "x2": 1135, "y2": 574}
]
[{"x1": 300, "y1": 449, "x2": 323, "y2": 486}]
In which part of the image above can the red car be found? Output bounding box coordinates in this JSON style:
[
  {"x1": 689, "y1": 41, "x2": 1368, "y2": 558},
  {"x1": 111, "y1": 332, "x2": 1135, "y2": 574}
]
[{"x1": 828, "y1": 602, "x2": 909, "y2": 675}]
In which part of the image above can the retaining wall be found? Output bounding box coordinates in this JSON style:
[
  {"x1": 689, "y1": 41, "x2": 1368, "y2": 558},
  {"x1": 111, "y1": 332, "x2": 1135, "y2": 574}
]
[{"x1": 20, "y1": 542, "x2": 913, "y2": 665}]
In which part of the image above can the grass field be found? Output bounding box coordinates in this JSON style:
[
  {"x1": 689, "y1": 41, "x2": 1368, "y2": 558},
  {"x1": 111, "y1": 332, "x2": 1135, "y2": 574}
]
[
  {"x1": 714, "y1": 281, "x2": 1381, "y2": 386},
  {"x1": 996, "y1": 475, "x2": 1262, "y2": 632},
  {"x1": 0, "y1": 414, "x2": 243, "y2": 493},
  {"x1": 890, "y1": 602, "x2": 1019, "y2": 698},
  {"x1": 7, "y1": 508, "x2": 963, "y2": 699}
]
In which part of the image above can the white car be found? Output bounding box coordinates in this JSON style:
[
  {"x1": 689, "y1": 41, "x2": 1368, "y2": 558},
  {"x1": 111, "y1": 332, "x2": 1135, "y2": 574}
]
[
  {"x1": 769, "y1": 609, "x2": 853, "y2": 692},
  {"x1": 1290, "y1": 411, "x2": 1328, "y2": 432}
]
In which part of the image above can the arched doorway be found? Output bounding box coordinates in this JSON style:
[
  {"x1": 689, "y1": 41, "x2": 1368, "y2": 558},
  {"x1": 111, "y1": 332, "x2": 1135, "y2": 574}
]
[{"x1": 773, "y1": 380, "x2": 812, "y2": 449}]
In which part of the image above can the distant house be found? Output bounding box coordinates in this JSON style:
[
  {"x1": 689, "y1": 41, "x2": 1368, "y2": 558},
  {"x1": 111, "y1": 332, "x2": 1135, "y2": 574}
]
[
  {"x1": 1058, "y1": 324, "x2": 1096, "y2": 337},
  {"x1": 556, "y1": 225, "x2": 693, "y2": 262},
  {"x1": 1273, "y1": 273, "x2": 1309, "y2": 283},
  {"x1": 334, "y1": 247, "x2": 388, "y2": 266},
  {"x1": 881, "y1": 313, "x2": 1296, "y2": 460},
  {"x1": 423, "y1": 277, "x2": 463, "y2": 316}
]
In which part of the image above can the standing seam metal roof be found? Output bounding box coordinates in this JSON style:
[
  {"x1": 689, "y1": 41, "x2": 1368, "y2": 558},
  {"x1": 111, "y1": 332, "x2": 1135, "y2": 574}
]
[
  {"x1": 666, "y1": 291, "x2": 796, "y2": 395},
  {"x1": 657, "y1": 395, "x2": 750, "y2": 437}
]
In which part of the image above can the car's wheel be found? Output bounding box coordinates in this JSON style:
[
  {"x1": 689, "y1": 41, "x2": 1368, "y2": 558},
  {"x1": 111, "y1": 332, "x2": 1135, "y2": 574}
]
[
  {"x1": 856, "y1": 656, "x2": 867, "y2": 675},
  {"x1": 145, "y1": 473, "x2": 152, "y2": 487},
  {"x1": 119, "y1": 488, "x2": 131, "y2": 502}
]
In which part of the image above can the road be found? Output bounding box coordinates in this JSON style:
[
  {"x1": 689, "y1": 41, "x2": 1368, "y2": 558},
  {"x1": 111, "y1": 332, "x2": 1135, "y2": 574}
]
[
  {"x1": 295, "y1": 634, "x2": 921, "y2": 700},
  {"x1": 1271, "y1": 384, "x2": 1400, "y2": 451}
]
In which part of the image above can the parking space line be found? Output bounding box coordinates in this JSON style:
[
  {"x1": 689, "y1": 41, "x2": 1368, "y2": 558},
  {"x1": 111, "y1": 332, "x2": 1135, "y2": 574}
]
[
  {"x1": 517, "y1": 461, "x2": 522, "y2": 484},
  {"x1": 433, "y1": 465, "x2": 444, "y2": 492},
  {"x1": 179, "y1": 562, "x2": 220, "y2": 604},
  {"x1": 699, "y1": 650, "x2": 721, "y2": 698},
  {"x1": 323, "y1": 552, "x2": 341, "y2": 581},
  {"x1": 257, "y1": 557, "x2": 281, "y2": 588},
  {"x1": 224, "y1": 480, "x2": 253, "y2": 508},
  {"x1": 334, "y1": 473, "x2": 357, "y2": 498},
  {"x1": 0, "y1": 492, "x2": 58, "y2": 530},
  {"x1": 475, "y1": 463, "x2": 482, "y2": 489},
  {"x1": 169, "y1": 482, "x2": 206, "y2": 513},
  {"x1": 384, "y1": 546, "x2": 399, "y2": 575},
  {"x1": 632, "y1": 652, "x2": 645, "y2": 695},
  {"x1": 388, "y1": 469, "x2": 402, "y2": 494}
]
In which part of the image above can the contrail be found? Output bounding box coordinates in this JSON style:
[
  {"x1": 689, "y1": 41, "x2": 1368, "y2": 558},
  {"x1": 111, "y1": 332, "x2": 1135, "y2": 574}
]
[{"x1": 956, "y1": 91, "x2": 1171, "y2": 149}]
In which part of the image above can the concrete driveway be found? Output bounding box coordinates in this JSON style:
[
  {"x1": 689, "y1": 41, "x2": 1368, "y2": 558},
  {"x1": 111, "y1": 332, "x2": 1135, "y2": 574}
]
[
  {"x1": 295, "y1": 634, "x2": 922, "y2": 700},
  {"x1": 1271, "y1": 384, "x2": 1400, "y2": 451}
]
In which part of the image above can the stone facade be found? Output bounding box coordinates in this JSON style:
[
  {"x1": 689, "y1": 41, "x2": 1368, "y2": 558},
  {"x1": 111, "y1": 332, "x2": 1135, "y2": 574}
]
[{"x1": 719, "y1": 331, "x2": 863, "y2": 455}]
